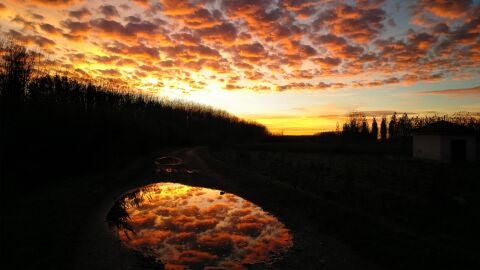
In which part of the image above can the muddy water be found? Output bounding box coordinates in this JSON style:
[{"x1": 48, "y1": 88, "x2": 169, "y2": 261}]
[{"x1": 107, "y1": 182, "x2": 293, "y2": 269}]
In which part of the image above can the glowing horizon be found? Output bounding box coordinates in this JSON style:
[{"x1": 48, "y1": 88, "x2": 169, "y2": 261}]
[{"x1": 1, "y1": 0, "x2": 479, "y2": 134}]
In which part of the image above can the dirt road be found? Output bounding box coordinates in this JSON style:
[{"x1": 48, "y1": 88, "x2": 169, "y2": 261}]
[{"x1": 5, "y1": 147, "x2": 381, "y2": 269}]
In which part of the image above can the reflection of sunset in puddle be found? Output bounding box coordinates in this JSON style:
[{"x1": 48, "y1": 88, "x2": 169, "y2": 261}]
[{"x1": 109, "y1": 182, "x2": 292, "y2": 269}]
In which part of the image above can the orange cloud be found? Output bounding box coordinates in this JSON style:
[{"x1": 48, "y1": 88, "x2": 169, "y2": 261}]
[
  {"x1": 98, "y1": 5, "x2": 119, "y2": 19},
  {"x1": 223, "y1": 0, "x2": 267, "y2": 18},
  {"x1": 6, "y1": 29, "x2": 55, "y2": 48},
  {"x1": 160, "y1": 0, "x2": 200, "y2": 16},
  {"x1": 312, "y1": 56, "x2": 342, "y2": 69},
  {"x1": 419, "y1": 86, "x2": 480, "y2": 96},
  {"x1": 104, "y1": 42, "x2": 159, "y2": 59},
  {"x1": 40, "y1": 23, "x2": 63, "y2": 35},
  {"x1": 90, "y1": 18, "x2": 161, "y2": 38},
  {"x1": 235, "y1": 42, "x2": 266, "y2": 58},
  {"x1": 97, "y1": 68, "x2": 121, "y2": 77},
  {"x1": 414, "y1": 0, "x2": 473, "y2": 19},
  {"x1": 313, "y1": 3, "x2": 386, "y2": 44},
  {"x1": 68, "y1": 7, "x2": 91, "y2": 19},
  {"x1": 282, "y1": 0, "x2": 318, "y2": 11},
  {"x1": 60, "y1": 19, "x2": 90, "y2": 35},
  {"x1": 197, "y1": 22, "x2": 238, "y2": 44},
  {"x1": 25, "y1": 0, "x2": 79, "y2": 6},
  {"x1": 182, "y1": 8, "x2": 223, "y2": 29}
]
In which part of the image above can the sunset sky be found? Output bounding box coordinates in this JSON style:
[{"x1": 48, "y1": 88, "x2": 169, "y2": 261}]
[{"x1": 1, "y1": 0, "x2": 479, "y2": 134}]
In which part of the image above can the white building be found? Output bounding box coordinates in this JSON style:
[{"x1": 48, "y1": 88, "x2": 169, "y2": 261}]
[{"x1": 413, "y1": 121, "x2": 476, "y2": 162}]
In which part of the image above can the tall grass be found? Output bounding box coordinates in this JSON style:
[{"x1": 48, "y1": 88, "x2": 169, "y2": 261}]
[{"x1": 0, "y1": 41, "x2": 268, "y2": 191}]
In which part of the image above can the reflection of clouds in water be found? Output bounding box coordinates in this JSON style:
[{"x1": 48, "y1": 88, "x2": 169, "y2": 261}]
[{"x1": 113, "y1": 182, "x2": 292, "y2": 269}]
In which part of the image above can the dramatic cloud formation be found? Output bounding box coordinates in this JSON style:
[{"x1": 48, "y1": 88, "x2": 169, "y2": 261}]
[
  {"x1": 110, "y1": 182, "x2": 292, "y2": 269},
  {"x1": 2, "y1": 0, "x2": 478, "y2": 91},
  {"x1": 1, "y1": 0, "x2": 479, "y2": 134}
]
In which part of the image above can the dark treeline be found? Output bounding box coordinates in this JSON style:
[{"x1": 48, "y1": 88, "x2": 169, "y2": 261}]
[
  {"x1": 0, "y1": 42, "x2": 268, "y2": 191},
  {"x1": 322, "y1": 112, "x2": 480, "y2": 141}
]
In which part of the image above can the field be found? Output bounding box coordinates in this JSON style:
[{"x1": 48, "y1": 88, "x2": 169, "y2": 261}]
[{"x1": 211, "y1": 141, "x2": 480, "y2": 269}]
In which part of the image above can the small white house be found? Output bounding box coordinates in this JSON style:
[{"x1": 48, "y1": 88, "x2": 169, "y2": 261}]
[{"x1": 413, "y1": 121, "x2": 476, "y2": 162}]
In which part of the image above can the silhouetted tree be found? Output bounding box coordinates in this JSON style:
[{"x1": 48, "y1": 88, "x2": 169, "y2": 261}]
[
  {"x1": 342, "y1": 113, "x2": 362, "y2": 135},
  {"x1": 388, "y1": 112, "x2": 397, "y2": 139},
  {"x1": 397, "y1": 113, "x2": 412, "y2": 138},
  {"x1": 342, "y1": 122, "x2": 349, "y2": 134},
  {"x1": 361, "y1": 116, "x2": 369, "y2": 136},
  {"x1": 1, "y1": 41, "x2": 41, "y2": 186},
  {"x1": 371, "y1": 117, "x2": 378, "y2": 140},
  {"x1": 336, "y1": 111, "x2": 479, "y2": 142},
  {"x1": 380, "y1": 116, "x2": 387, "y2": 141},
  {"x1": 0, "y1": 41, "x2": 38, "y2": 101}
]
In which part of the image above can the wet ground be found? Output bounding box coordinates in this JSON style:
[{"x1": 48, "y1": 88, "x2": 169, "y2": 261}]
[
  {"x1": 4, "y1": 147, "x2": 382, "y2": 269},
  {"x1": 108, "y1": 182, "x2": 293, "y2": 269}
]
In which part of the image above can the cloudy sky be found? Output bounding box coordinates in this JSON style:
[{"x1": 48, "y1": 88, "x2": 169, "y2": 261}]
[{"x1": 1, "y1": 0, "x2": 479, "y2": 134}]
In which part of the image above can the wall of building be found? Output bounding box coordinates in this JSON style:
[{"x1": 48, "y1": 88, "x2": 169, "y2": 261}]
[
  {"x1": 413, "y1": 135, "x2": 442, "y2": 160},
  {"x1": 467, "y1": 137, "x2": 477, "y2": 161},
  {"x1": 414, "y1": 135, "x2": 477, "y2": 162}
]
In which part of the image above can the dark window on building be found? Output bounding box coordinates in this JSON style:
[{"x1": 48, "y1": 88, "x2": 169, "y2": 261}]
[{"x1": 451, "y1": 139, "x2": 466, "y2": 162}]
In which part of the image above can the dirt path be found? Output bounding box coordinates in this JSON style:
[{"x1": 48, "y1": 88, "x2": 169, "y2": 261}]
[
  {"x1": 76, "y1": 148, "x2": 378, "y2": 269},
  {"x1": 4, "y1": 147, "x2": 381, "y2": 269}
]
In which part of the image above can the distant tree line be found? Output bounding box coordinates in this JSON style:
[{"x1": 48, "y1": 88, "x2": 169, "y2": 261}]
[
  {"x1": 0, "y1": 41, "x2": 268, "y2": 191},
  {"x1": 338, "y1": 112, "x2": 480, "y2": 141}
]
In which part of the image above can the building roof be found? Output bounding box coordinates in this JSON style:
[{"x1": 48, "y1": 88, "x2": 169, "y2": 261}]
[{"x1": 414, "y1": 120, "x2": 475, "y2": 136}]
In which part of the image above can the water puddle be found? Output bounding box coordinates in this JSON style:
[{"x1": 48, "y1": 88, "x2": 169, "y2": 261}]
[
  {"x1": 107, "y1": 182, "x2": 293, "y2": 269},
  {"x1": 155, "y1": 156, "x2": 184, "y2": 174},
  {"x1": 155, "y1": 156, "x2": 183, "y2": 166}
]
